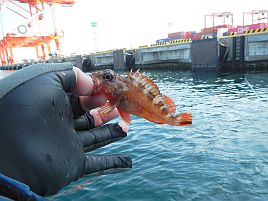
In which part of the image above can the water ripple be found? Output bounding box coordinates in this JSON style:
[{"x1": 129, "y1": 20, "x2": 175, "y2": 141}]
[{"x1": 40, "y1": 70, "x2": 268, "y2": 200}]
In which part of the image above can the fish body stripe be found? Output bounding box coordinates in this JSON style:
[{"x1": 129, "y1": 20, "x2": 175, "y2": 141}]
[{"x1": 128, "y1": 71, "x2": 170, "y2": 116}]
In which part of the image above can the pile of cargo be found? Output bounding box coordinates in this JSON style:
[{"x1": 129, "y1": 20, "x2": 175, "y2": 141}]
[
  {"x1": 155, "y1": 25, "x2": 234, "y2": 43},
  {"x1": 155, "y1": 22, "x2": 268, "y2": 44},
  {"x1": 224, "y1": 23, "x2": 268, "y2": 35},
  {"x1": 155, "y1": 31, "x2": 196, "y2": 43},
  {"x1": 193, "y1": 24, "x2": 234, "y2": 40},
  {"x1": 168, "y1": 31, "x2": 196, "y2": 40}
]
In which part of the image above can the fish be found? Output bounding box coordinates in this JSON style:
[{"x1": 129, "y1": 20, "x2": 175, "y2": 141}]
[{"x1": 90, "y1": 69, "x2": 192, "y2": 126}]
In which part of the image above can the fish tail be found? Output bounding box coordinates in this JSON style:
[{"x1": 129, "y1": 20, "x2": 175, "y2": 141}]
[{"x1": 175, "y1": 112, "x2": 192, "y2": 126}]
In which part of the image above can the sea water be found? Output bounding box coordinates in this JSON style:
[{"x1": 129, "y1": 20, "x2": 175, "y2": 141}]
[{"x1": 1, "y1": 69, "x2": 268, "y2": 201}]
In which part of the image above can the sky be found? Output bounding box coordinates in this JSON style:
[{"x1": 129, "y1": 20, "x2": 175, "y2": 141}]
[{"x1": 0, "y1": 0, "x2": 267, "y2": 61}]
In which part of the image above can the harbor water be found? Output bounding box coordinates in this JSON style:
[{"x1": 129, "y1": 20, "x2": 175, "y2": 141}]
[{"x1": 1, "y1": 69, "x2": 268, "y2": 200}]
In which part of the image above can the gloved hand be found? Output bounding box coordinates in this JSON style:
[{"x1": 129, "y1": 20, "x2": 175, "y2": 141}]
[{"x1": 0, "y1": 64, "x2": 132, "y2": 198}]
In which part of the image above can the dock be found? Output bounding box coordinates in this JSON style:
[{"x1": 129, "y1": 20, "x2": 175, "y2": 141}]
[
  {"x1": 75, "y1": 29, "x2": 268, "y2": 73},
  {"x1": 1, "y1": 27, "x2": 268, "y2": 73}
]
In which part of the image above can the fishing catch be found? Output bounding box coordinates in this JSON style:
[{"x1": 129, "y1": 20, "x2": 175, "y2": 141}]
[{"x1": 90, "y1": 69, "x2": 192, "y2": 126}]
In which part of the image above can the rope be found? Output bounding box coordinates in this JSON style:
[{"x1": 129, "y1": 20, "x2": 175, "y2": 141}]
[{"x1": 244, "y1": 76, "x2": 266, "y2": 108}]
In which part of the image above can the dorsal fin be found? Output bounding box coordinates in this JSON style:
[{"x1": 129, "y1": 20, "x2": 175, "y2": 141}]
[
  {"x1": 128, "y1": 71, "x2": 161, "y2": 98},
  {"x1": 163, "y1": 95, "x2": 176, "y2": 113}
]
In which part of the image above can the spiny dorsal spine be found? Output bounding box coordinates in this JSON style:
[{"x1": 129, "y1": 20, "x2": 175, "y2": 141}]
[{"x1": 127, "y1": 70, "x2": 169, "y2": 115}]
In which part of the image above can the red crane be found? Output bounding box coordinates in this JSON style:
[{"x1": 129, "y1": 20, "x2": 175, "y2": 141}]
[{"x1": 0, "y1": 0, "x2": 75, "y2": 65}]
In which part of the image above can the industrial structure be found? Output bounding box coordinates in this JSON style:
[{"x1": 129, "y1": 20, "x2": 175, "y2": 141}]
[
  {"x1": 1, "y1": 10, "x2": 268, "y2": 73},
  {"x1": 0, "y1": 0, "x2": 75, "y2": 65}
]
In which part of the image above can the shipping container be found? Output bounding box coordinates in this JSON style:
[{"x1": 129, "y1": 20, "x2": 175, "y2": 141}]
[
  {"x1": 168, "y1": 32, "x2": 187, "y2": 39},
  {"x1": 215, "y1": 24, "x2": 235, "y2": 29},
  {"x1": 202, "y1": 32, "x2": 217, "y2": 38},
  {"x1": 168, "y1": 35, "x2": 184, "y2": 40},
  {"x1": 219, "y1": 23, "x2": 268, "y2": 36},
  {"x1": 234, "y1": 23, "x2": 268, "y2": 34},
  {"x1": 248, "y1": 23, "x2": 268, "y2": 29},
  {"x1": 156, "y1": 38, "x2": 170, "y2": 43},
  {"x1": 168, "y1": 31, "x2": 196, "y2": 39},
  {"x1": 228, "y1": 27, "x2": 238, "y2": 33},
  {"x1": 192, "y1": 32, "x2": 202, "y2": 40},
  {"x1": 201, "y1": 27, "x2": 217, "y2": 34},
  {"x1": 201, "y1": 25, "x2": 236, "y2": 34}
]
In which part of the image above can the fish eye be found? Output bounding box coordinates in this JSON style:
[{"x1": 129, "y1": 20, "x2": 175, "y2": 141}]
[{"x1": 103, "y1": 72, "x2": 114, "y2": 81}]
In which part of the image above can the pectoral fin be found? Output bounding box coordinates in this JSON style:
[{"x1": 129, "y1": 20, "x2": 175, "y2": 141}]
[
  {"x1": 97, "y1": 102, "x2": 115, "y2": 117},
  {"x1": 118, "y1": 109, "x2": 131, "y2": 125}
]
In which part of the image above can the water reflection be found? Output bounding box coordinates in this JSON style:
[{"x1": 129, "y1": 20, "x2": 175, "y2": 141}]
[{"x1": 1, "y1": 68, "x2": 268, "y2": 201}]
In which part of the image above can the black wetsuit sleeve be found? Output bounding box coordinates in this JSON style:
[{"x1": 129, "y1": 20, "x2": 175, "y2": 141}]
[
  {"x1": 55, "y1": 70, "x2": 76, "y2": 92},
  {"x1": 0, "y1": 64, "x2": 131, "y2": 197}
]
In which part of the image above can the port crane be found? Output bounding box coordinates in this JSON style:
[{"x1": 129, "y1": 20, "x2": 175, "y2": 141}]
[
  {"x1": 0, "y1": 0, "x2": 75, "y2": 65},
  {"x1": 243, "y1": 10, "x2": 268, "y2": 26},
  {"x1": 204, "y1": 12, "x2": 234, "y2": 28}
]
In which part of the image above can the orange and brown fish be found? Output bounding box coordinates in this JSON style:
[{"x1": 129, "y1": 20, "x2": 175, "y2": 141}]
[{"x1": 90, "y1": 69, "x2": 192, "y2": 126}]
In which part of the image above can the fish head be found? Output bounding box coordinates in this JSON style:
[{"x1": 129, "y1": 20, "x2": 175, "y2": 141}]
[{"x1": 90, "y1": 69, "x2": 128, "y2": 101}]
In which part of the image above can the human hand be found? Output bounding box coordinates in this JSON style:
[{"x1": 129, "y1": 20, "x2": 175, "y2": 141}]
[{"x1": 0, "y1": 63, "x2": 132, "y2": 197}]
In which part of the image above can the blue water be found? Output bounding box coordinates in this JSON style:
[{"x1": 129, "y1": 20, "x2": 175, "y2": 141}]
[{"x1": 1, "y1": 69, "x2": 268, "y2": 200}]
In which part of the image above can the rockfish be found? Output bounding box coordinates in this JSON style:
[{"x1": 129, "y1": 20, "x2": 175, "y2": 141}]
[{"x1": 90, "y1": 69, "x2": 192, "y2": 126}]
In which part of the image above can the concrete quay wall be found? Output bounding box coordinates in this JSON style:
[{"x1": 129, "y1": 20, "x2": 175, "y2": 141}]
[
  {"x1": 84, "y1": 32, "x2": 268, "y2": 72},
  {"x1": 135, "y1": 43, "x2": 191, "y2": 67},
  {"x1": 1, "y1": 32, "x2": 268, "y2": 73},
  {"x1": 79, "y1": 42, "x2": 192, "y2": 71},
  {"x1": 220, "y1": 32, "x2": 268, "y2": 71},
  {"x1": 89, "y1": 51, "x2": 114, "y2": 69},
  {"x1": 245, "y1": 34, "x2": 268, "y2": 61}
]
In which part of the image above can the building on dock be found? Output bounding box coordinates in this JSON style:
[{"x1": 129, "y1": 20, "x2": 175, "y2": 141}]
[{"x1": 1, "y1": 10, "x2": 268, "y2": 73}]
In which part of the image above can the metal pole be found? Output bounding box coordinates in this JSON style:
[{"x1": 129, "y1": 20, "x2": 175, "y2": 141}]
[
  {"x1": 0, "y1": 2, "x2": 6, "y2": 38},
  {"x1": 50, "y1": 5, "x2": 58, "y2": 34},
  {"x1": 243, "y1": 12, "x2": 245, "y2": 26},
  {"x1": 7, "y1": 0, "x2": 31, "y2": 15},
  {"x1": 252, "y1": 10, "x2": 253, "y2": 24},
  {"x1": 41, "y1": 44, "x2": 45, "y2": 60},
  {"x1": 8, "y1": 47, "x2": 13, "y2": 63},
  {"x1": 35, "y1": 45, "x2": 40, "y2": 59},
  {"x1": 0, "y1": 44, "x2": 3, "y2": 64},
  {"x1": 5, "y1": 45, "x2": 9, "y2": 64},
  {"x1": 29, "y1": 4, "x2": 32, "y2": 16},
  {"x1": 213, "y1": 13, "x2": 215, "y2": 27}
]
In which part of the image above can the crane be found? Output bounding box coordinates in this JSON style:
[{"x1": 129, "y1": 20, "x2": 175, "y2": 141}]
[
  {"x1": 204, "y1": 12, "x2": 233, "y2": 28},
  {"x1": 243, "y1": 10, "x2": 268, "y2": 26},
  {"x1": 0, "y1": 0, "x2": 75, "y2": 65}
]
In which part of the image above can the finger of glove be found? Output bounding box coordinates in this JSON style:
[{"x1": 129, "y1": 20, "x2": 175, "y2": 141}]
[
  {"x1": 78, "y1": 123, "x2": 127, "y2": 152},
  {"x1": 84, "y1": 154, "x2": 132, "y2": 175},
  {"x1": 69, "y1": 94, "x2": 87, "y2": 118},
  {"x1": 55, "y1": 70, "x2": 76, "y2": 93},
  {"x1": 74, "y1": 112, "x2": 95, "y2": 131}
]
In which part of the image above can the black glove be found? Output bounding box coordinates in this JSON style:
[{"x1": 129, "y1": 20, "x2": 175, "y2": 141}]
[{"x1": 0, "y1": 66, "x2": 132, "y2": 197}]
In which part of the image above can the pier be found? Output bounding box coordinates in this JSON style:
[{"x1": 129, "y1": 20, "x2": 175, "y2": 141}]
[
  {"x1": 1, "y1": 9, "x2": 268, "y2": 74},
  {"x1": 1, "y1": 30, "x2": 268, "y2": 73},
  {"x1": 79, "y1": 29, "x2": 268, "y2": 73}
]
